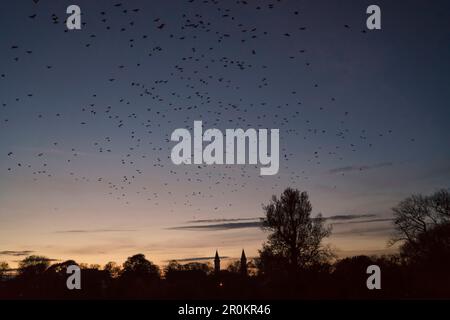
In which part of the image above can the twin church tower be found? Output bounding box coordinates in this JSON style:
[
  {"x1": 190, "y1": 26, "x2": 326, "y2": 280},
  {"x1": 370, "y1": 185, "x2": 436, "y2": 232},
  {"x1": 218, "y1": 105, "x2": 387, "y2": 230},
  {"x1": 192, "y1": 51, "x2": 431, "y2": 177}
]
[{"x1": 214, "y1": 249, "x2": 247, "y2": 276}]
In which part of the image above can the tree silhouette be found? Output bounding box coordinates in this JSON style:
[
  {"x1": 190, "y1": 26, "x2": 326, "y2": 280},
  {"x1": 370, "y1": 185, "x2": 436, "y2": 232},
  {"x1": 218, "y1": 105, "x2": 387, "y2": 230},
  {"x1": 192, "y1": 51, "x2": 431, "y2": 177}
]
[
  {"x1": 400, "y1": 222, "x2": 450, "y2": 267},
  {"x1": 122, "y1": 254, "x2": 160, "y2": 277},
  {"x1": 226, "y1": 259, "x2": 253, "y2": 275},
  {"x1": 389, "y1": 189, "x2": 450, "y2": 297},
  {"x1": 260, "y1": 188, "x2": 333, "y2": 274},
  {"x1": 117, "y1": 254, "x2": 161, "y2": 298},
  {"x1": 104, "y1": 261, "x2": 121, "y2": 278},
  {"x1": 165, "y1": 260, "x2": 183, "y2": 273},
  {"x1": 88, "y1": 264, "x2": 101, "y2": 270},
  {"x1": 17, "y1": 255, "x2": 51, "y2": 277},
  {"x1": 391, "y1": 189, "x2": 450, "y2": 245},
  {"x1": 46, "y1": 260, "x2": 78, "y2": 274},
  {"x1": 0, "y1": 262, "x2": 9, "y2": 280},
  {"x1": 255, "y1": 244, "x2": 290, "y2": 278},
  {"x1": 226, "y1": 260, "x2": 240, "y2": 273},
  {"x1": 391, "y1": 189, "x2": 450, "y2": 262},
  {"x1": 165, "y1": 261, "x2": 211, "y2": 281}
]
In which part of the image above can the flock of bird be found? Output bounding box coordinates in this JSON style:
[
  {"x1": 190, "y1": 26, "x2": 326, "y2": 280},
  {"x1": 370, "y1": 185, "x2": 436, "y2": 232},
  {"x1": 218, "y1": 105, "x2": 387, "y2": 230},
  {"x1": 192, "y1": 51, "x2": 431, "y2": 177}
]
[{"x1": 1, "y1": 0, "x2": 415, "y2": 217}]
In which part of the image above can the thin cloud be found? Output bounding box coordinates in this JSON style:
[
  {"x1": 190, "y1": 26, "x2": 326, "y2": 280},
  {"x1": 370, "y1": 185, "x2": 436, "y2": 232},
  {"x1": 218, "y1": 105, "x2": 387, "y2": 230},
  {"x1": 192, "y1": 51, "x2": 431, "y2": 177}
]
[
  {"x1": 166, "y1": 256, "x2": 230, "y2": 262},
  {"x1": 185, "y1": 215, "x2": 378, "y2": 225},
  {"x1": 329, "y1": 162, "x2": 393, "y2": 174},
  {"x1": 170, "y1": 214, "x2": 388, "y2": 231},
  {"x1": 54, "y1": 229, "x2": 137, "y2": 234},
  {"x1": 12, "y1": 257, "x2": 60, "y2": 263},
  {"x1": 187, "y1": 217, "x2": 260, "y2": 224},
  {"x1": 0, "y1": 250, "x2": 34, "y2": 256},
  {"x1": 331, "y1": 218, "x2": 394, "y2": 225},
  {"x1": 333, "y1": 225, "x2": 395, "y2": 237},
  {"x1": 325, "y1": 214, "x2": 377, "y2": 221},
  {"x1": 168, "y1": 221, "x2": 262, "y2": 231}
]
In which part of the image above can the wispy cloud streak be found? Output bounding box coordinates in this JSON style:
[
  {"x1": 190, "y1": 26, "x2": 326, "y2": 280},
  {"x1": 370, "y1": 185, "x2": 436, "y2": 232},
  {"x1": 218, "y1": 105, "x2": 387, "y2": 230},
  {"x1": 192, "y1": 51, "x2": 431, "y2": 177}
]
[
  {"x1": 329, "y1": 162, "x2": 393, "y2": 174},
  {"x1": 0, "y1": 250, "x2": 34, "y2": 256},
  {"x1": 169, "y1": 214, "x2": 389, "y2": 231},
  {"x1": 54, "y1": 229, "x2": 137, "y2": 234}
]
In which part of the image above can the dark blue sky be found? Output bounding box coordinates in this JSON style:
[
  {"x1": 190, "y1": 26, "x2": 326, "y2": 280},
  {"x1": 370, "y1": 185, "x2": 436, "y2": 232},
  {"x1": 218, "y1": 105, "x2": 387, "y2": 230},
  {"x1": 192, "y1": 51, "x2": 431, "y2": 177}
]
[{"x1": 0, "y1": 0, "x2": 449, "y2": 266}]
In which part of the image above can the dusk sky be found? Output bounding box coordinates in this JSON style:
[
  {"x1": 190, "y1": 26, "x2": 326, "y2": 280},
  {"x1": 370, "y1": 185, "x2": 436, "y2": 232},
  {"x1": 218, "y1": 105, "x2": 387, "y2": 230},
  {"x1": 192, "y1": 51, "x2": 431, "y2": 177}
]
[{"x1": 1, "y1": 0, "x2": 449, "y2": 268}]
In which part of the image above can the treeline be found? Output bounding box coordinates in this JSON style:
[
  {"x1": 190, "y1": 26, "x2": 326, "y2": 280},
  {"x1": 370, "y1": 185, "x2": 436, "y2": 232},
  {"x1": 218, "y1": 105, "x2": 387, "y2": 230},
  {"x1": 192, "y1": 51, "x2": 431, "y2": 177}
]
[
  {"x1": 1, "y1": 188, "x2": 449, "y2": 299},
  {"x1": 0, "y1": 252, "x2": 449, "y2": 299}
]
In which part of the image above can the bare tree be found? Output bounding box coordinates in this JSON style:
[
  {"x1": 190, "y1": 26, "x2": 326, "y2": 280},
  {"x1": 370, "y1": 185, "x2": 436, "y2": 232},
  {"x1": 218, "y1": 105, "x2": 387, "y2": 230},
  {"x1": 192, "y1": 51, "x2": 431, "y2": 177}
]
[{"x1": 391, "y1": 189, "x2": 450, "y2": 245}]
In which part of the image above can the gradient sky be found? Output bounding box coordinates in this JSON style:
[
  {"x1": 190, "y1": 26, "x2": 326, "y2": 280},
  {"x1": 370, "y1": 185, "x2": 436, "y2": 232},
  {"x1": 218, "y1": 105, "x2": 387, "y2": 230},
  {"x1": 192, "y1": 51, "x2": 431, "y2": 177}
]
[{"x1": 1, "y1": 0, "x2": 449, "y2": 268}]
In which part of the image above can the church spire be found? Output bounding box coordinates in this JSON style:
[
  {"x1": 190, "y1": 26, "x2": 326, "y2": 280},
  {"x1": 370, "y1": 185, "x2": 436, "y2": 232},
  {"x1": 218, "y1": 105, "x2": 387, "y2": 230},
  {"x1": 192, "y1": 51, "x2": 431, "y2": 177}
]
[
  {"x1": 214, "y1": 250, "x2": 220, "y2": 274},
  {"x1": 240, "y1": 249, "x2": 247, "y2": 276}
]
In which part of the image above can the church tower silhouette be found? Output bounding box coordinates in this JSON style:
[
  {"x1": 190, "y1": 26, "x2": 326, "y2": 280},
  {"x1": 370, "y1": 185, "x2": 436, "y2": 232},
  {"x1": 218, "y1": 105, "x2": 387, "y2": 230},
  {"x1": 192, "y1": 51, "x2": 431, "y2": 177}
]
[
  {"x1": 214, "y1": 250, "x2": 220, "y2": 274},
  {"x1": 240, "y1": 249, "x2": 247, "y2": 276}
]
